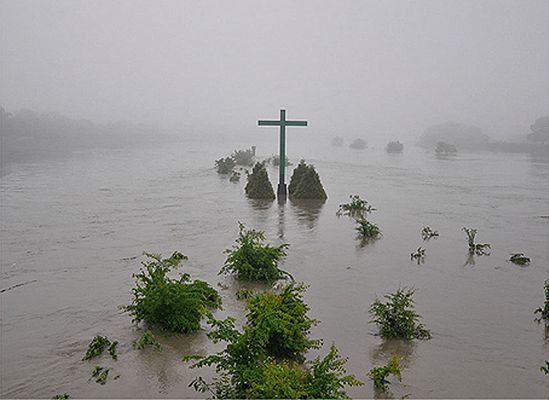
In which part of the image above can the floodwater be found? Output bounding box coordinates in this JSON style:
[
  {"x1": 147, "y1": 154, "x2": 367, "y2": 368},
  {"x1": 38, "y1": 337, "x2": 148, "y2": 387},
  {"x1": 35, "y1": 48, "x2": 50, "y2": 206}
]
[{"x1": 1, "y1": 138, "x2": 548, "y2": 398}]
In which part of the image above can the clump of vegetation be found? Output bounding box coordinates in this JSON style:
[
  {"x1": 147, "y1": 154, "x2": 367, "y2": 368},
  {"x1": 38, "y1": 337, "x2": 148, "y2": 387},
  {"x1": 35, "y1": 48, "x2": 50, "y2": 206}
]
[
  {"x1": 463, "y1": 227, "x2": 491, "y2": 255},
  {"x1": 509, "y1": 253, "x2": 530, "y2": 265},
  {"x1": 337, "y1": 194, "x2": 375, "y2": 219},
  {"x1": 83, "y1": 336, "x2": 117, "y2": 361},
  {"x1": 215, "y1": 157, "x2": 236, "y2": 174},
  {"x1": 219, "y1": 222, "x2": 290, "y2": 283},
  {"x1": 368, "y1": 353, "x2": 404, "y2": 391},
  {"x1": 133, "y1": 330, "x2": 162, "y2": 351},
  {"x1": 268, "y1": 154, "x2": 292, "y2": 166},
  {"x1": 435, "y1": 141, "x2": 457, "y2": 155},
  {"x1": 355, "y1": 218, "x2": 382, "y2": 241},
  {"x1": 288, "y1": 160, "x2": 327, "y2": 200},
  {"x1": 51, "y1": 394, "x2": 70, "y2": 399},
  {"x1": 421, "y1": 226, "x2": 439, "y2": 240},
  {"x1": 229, "y1": 171, "x2": 240, "y2": 182},
  {"x1": 349, "y1": 138, "x2": 366, "y2": 149},
  {"x1": 385, "y1": 141, "x2": 404, "y2": 153},
  {"x1": 126, "y1": 251, "x2": 221, "y2": 334},
  {"x1": 186, "y1": 284, "x2": 361, "y2": 398},
  {"x1": 235, "y1": 288, "x2": 256, "y2": 300},
  {"x1": 245, "y1": 162, "x2": 275, "y2": 200},
  {"x1": 534, "y1": 280, "x2": 549, "y2": 322},
  {"x1": 91, "y1": 366, "x2": 111, "y2": 385},
  {"x1": 541, "y1": 361, "x2": 549, "y2": 375},
  {"x1": 410, "y1": 247, "x2": 426, "y2": 264},
  {"x1": 232, "y1": 148, "x2": 255, "y2": 166},
  {"x1": 369, "y1": 288, "x2": 431, "y2": 340}
]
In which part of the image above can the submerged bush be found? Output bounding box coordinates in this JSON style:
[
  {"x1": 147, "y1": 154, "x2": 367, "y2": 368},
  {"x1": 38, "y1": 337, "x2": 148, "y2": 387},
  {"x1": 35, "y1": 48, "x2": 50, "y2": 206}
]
[
  {"x1": 219, "y1": 222, "x2": 289, "y2": 283},
  {"x1": 52, "y1": 394, "x2": 70, "y2": 400},
  {"x1": 90, "y1": 366, "x2": 111, "y2": 385},
  {"x1": 421, "y1": 226, "x2": 439, "y2": 240},
  {"x1": 463, "y1": 227, "x2": 491, "y2": 256},
  {"x1": 229, "y1": 171, "x2": 240, "y2": 182},
  {"x1": 232, "y1": 148, "x2": 255, "y2": 166},
  {"x1": 83, "y1": 336, "x2": 117, "y2": 361},
  {"x1": 535, "y1": 280, "x2": 549, "y2": 322},
  {"x1": 245, "y1": 162, "x2": 275, "y2": 199},
  {"x1": 541, "y1": 361, "x2": 549, "y2": 375},
  {"x1": 288, "y1": 160, "x2": 327, "y2": 200},
  {"x1": 268, "y1": 154, "x2": 292, "y2": 166},
  {"x1": 337, "y1": 194, "x2": 375, "y2": 219},
  {"x1": 186, "y1": 284, "x2": 361, "y2": 399},
  {"x1": 368, "y1": 353, "x2": 404, "y2": 391},
  {"x1": 410, "y1": 247, "x2": 426, "y2": 264},
  {"x1": 355, "y1": 218, "x2": 382, "y2": 241},
  {"x1": 509, "y1": 253, "x2": 530, "y2": 265},
  {"x1": 369, "y1": 288, "x2": 431, "y2": 340},
  {"x1": 215, "y1": 157, "x2": 236, "y2": 174},
  {"x1": 126, "y1": 251, "x2": 221, "y2": 334},
  {"x1": 133, "y1": 330, "x2": 162, "y2": 351}
]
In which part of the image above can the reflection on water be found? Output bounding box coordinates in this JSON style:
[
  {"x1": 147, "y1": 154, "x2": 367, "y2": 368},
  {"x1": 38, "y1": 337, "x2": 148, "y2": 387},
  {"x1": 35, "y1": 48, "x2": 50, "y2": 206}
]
[{"x1": 289, "y1": 199, "x2": 326, "y2": 230}]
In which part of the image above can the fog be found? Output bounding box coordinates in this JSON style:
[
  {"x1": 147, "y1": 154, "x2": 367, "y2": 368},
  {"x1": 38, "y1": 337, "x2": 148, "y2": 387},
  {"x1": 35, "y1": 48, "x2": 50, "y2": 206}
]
[{"x1": 1, "y1": 0, "x2": 548, "y2": 143}]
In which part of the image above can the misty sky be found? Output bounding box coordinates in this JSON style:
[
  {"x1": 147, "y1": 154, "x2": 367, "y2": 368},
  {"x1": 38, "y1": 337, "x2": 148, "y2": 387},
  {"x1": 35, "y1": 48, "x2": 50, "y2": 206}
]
[{"x1": 1, "y1": 0, "x2": 548, "y2": 141}]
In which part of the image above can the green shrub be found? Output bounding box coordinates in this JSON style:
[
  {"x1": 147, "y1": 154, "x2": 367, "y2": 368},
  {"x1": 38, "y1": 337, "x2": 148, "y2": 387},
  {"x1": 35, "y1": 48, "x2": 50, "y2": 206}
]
[
  {"x1": 215, "y1": 157, "x2": 236, "y2": 174},
  {"x1": 463, "y1": 227, "x2": 490, "y2": 255},
  {"x1": 369, "y1": 288, "x2": 431, "y2": 340},
  {"x1": 337, "y1": 195, "x2": 375, "y2": 219},
  {"x1": 535, "y1": 280, "x2": 549, "y2": 322},
  {"x1": 368, "y1": 353, "x2": 404, "y2": 391},
  {"x1": 52, "y1": 394, "x2": 70, "y2": 399},
  {"x1": 245, "y1": 162, "x2": 275, "y2": 199},
  {"x1": 186, "y1": 284, "x2": 360, "y2": 399},
  {"x1": 421, "y1": 226, "x2": 439, "y2": 240},
  {"x1": 288, "y1": 160, "x2": 327, "y2": 200},
  {"x1": 232, "y1": 148, "x2": 255, "y2": 166},
  {"x1": 126, "y1": 251, "x2": 221, "y2": 333},
  {"x1": 90, "y1": 366, "x2": 111, "y2": 385},
  {"x1": 509, "y1": 253, "x2": 530, "y2": 265},
  {"x1": 83, "y1": 336, "x2": 117, "y2": 361},
  {"x1": 355, "y1": 218, "x2": 381, "y2": 241},
  {"x1": 541, "y1": 361, "x2": 549, "y2": 375},
  {"x1": 133, "y1": 330, "x2": 162, "y2": 351},
  {"x1": 219, "y1": 223, "x2": 290, "y2": 283},
  {"x1": 410, "y1": 247, "x2": 426, "y2": 264}
]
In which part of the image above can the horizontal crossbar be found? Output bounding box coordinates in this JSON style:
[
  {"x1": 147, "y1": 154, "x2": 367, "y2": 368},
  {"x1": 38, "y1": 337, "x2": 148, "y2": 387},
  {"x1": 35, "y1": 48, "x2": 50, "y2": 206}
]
[{"x1": 258, "y1": 120, "x2": 308, "y2": 126}]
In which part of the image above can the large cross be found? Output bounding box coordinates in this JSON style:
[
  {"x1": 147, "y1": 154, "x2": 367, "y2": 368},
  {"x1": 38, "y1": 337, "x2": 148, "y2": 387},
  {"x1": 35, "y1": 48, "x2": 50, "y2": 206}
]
[{"x1": 258, "y1": 109, "x2": 307, "y2": 199}]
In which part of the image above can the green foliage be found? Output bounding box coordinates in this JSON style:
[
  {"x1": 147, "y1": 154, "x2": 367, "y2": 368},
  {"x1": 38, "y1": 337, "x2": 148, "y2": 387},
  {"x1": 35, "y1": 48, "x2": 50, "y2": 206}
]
[
  {"x1": 245, "y1": 162, "x2": 275, "y2": 199},
  {"x1": 368, "y1": 353, "x2": 404, "y2": 391},
  {"x1": 232, "y1": 148, "x2": 255, "y2": 166},
  {"x1": 535, "y1": 280, "x2": 549, "y2": 322},
  {"x1": 369, "y1": 288, "x2": 431, "y2": 340},
  {"x1": 83, "y1": 336, "x2": 116, "y2": 361},
  {"x1": 541, "y1": 361, "x2": 549, "y2": 375},
  {"x1": 186, "y1": 284, "x2": 360, "y2": 399},
  {"x1": 215, "y1": 157, "x2": 236, "y2": 174},
  {"x1": 337, "y1": 195, "x2": 375, "y2": 219},
  {"x1": 229, "y1": 171, "x2": 240, "y2": 182},
  {"x1": 355, "y1": 218, "x2": 382, "y2": 241},
  {"x1": 51, "y1": 394, "x2": 70, "y2": 399},
  {"x1": 410, "y1": 247, "x2": 426, "y2": 264},
  {"x1": 126, "y1": 251, "x2": 221, "y2": 333},
  {"x1": 421, "y1": 226, "x2": 439, "y2": 240},
  {"x1": 220, "y1": 223, "x2": 290, "y2": 283},
  {"x1": 288, "y1": 160, "x2": 327, "y2": 200},
  {"x1": 91, "y1": 366, "x2": 111, "y2": 385},
  {"x1": 133, "y1": 330, "x2": 162, "y2": 351},
  {"x1": 509, "y1": 253, "x2": 530, "y2": 265},
  {"x1": 463, "y1": 227, "x2": 491, "y2": 255}
]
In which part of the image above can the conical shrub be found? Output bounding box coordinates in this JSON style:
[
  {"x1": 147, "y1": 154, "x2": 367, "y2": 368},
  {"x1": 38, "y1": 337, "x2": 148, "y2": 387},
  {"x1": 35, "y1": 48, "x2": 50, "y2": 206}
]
[
  {"x1": 288, "y1": 160, "x2": 327, "y2": 200},
  {"x1": 245, "y1": 162, "x2": 275, "y2": 199}
]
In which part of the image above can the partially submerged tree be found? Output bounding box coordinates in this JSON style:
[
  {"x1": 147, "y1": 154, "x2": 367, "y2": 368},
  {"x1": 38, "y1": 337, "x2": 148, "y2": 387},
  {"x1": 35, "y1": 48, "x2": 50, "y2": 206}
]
[
  {"x1": 368, "y1": 353, "x2": 404, "y2": 392},
  {"x1": 535, "y1": 280, "x2": 549, "y2": 322},
  {"x1": 215, "y1": 157, "x2": 236, "y2": 174},
  {"x1": 349, "y1": 138, "x2": 367, "y2": 149},
  {"x1": 369, "y1": 288, "x2": 431, "y2": 340},
  {"x1": 245, "y1": 162, "x2": 275, "y2": 200},
  {"x1": 288, "y1": 160, "x2": 327, "y2": 200},
  {"x1": 126, "y1": 251, "x2": 221, "y2": 334},
  {"x1": 355, "y1": 218, "x2": 382, "y2": 241},
  {"x1": 83, "y1": 336, "x2": 118, "y2": 361},
  {"x1": 410, "y1": 247, "x2": 426, "y2": 264},
  {"x1": 435, "y1": 141, "x2": 457, "y2": 155},
  {"x1": 385, "y1": 141, "x2": 404, "y2": 153},
  {"x1": 219, "y1": 222, "x2": 290, "y2": 283},
  {"x1": 337, "y1": 194, "x2": 375, "y2": 219},
  {"x1": 421, "y1": 226, "x2": 439, "y2": 240},
  {"x1": 232, "y1": 148, "x2": 255, "y2": 166},
  {"x1": 463, "y1": 227, "x2": 490, "y2": 255}
]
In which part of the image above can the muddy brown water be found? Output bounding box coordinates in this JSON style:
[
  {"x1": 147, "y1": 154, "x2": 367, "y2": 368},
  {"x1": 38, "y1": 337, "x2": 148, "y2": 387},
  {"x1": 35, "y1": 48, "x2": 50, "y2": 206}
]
[{"x1": 1, "y1": 139, "x2": 548, "y2": 398}]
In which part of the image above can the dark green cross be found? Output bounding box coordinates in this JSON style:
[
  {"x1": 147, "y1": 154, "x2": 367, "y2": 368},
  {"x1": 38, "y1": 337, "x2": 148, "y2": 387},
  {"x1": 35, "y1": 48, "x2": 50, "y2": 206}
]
[{"x1": 258, "y1": 109, "x2": 307, "y2": 199}]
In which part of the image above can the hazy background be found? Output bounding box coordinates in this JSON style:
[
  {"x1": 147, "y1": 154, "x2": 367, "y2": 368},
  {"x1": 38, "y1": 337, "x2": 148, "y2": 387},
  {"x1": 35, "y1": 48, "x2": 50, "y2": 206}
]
[{"x1": 1, "y1": 0, "x2": 548, "y2": 142}]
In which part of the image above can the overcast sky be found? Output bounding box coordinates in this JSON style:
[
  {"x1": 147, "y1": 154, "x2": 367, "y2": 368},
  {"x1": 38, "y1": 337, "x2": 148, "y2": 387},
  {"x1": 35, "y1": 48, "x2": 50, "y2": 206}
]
[{"x1": 1, "y1": 0, "x2": 548, "y2": 141}]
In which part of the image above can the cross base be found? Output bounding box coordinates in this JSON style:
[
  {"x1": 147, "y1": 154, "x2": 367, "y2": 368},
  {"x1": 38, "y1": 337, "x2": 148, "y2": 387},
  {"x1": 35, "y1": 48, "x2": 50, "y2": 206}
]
[{"x1": 277, "y1": 183, "x2": 287, "y2": 200}]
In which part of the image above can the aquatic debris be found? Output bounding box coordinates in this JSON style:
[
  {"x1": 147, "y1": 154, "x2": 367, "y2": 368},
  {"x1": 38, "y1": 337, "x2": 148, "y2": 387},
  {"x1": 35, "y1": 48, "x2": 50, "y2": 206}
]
[
  {"x1": 368, "y1": 353, "x2": 404, "y2": 391},
  {"x1": 509, "y1": 253, "x2": 530, "y2": 265},
  {"x1": 83, "y1": 336, "x2": 116, "y2": 361},
  {"x1": 421, "y1": 226, "x2": 439, "y2": 240},
  {"x1": 219, "y1": 222, "x2": 290, "y2": 283},
  {"x1": 91, "y1": 366, "x2": 111, "y2": 385},
  {"x1": 126, "y1": 251, "x2": 221, "y2": 333},
  {"x1": 369, "y1": 288, "x2": 431, "y2": 340},
  {"x1": 133, "y1": 330, "x2": 162, "y2": 351},
  {"x1": 410, "y1": 247, "x2": 426, "y2": 264},
  {"x1": 215, "y1": 157, "x2": 236, "y2": 174},
  {"x1": 288, "y1": 160, "x2": 327, "y2": 200},
  {"x1": 245, "y1": 162, "x2": 275, "y2": 200},
  {"x1": 534, "y1": 280, "x2": 549, "y2": 322},
  {"x1": 463, "y1": 227, "x2": 491, "y2": 255},
  {"x1": 337, "y1": 194, "x2": 375, "y2": 219},
  {"x1": 0, "y1": 279, "x2": 38, "y2": 294}
]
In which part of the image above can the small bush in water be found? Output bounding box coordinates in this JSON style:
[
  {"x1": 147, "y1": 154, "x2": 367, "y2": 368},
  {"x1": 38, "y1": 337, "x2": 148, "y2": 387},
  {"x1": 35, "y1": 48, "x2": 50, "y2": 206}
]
[
  {"x1": 509, "y1": 253, "x2": 530, "y2": 265},
  {"x1": 133, "y1": 330, "x2": 162, "y2": 351},
  {"x1": 337, "y1": 194, "x2": 375, "y2": 219},
  {"x1": 83, "y1": 336, "x2": 117, "y2": 361},
  {"x1": 535, "y1": 280, "x2": 549, "y2": 322},
  {"x1": 215, "y1": 157, "x2": 236, "y2": 174},
  {"x1": 410, "y1": 247, "x2": 426, "y2": 263},
  {"x1": 220, "y1": 222, "x2": 290, "y2": 283},
  {"x1": 369, "y1": 288, "x2": 431, "y2": 340},
  {"x1": 90, "y1": 366, "x2": 111, "y2": 385},
  {"x1": 355, "y1": 218, "x2": 382, "y2": 241},
  {"x1": 126, "y1": 251, "x2": 221, "y2": 334},
  {"x1": 541, "y1": 361, "x2": 549, "y2": 375},
  {"x1": 368, "y1": 353, "x2": 404, "y2": 391},
  {"x1": 52, "y1": 394, "x2": 70, "y2": 399},
  {"x1": 463, "y1": 227, "x2": 491, "y2": 255},
  {"x1": 229, "y1": 171, "x2": 240, "y2": 182},
  {"x1": 232, "y1": 148, "x2": 255, "y2": 166},
  {"x1": 421, "y1": 226, "x2": 439, "y2": 240},
  {"x1": 245, "y1": 162, "x2": 275, "y2": 200}
]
